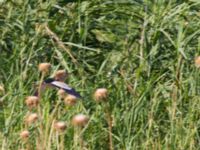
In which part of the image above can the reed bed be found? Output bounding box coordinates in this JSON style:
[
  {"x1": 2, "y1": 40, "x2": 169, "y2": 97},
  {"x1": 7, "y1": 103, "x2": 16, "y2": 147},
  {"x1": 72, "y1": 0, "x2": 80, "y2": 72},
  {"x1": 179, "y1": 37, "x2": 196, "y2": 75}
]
[{"x1": 1, "y1": 0, "x2": 200, "y2": 149}]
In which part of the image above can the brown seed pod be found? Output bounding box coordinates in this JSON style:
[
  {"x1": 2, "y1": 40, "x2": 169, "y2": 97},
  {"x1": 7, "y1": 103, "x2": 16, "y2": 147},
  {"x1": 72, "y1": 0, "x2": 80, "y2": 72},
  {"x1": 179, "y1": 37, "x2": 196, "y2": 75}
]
[
  {"x1": 25, "y1": 113, "x2": 38, "y2": 124},
  {"x1": 54, "y1": 121, "x2": 67, "y2": 132},
  {"x1": 72, "y1": 114, "x2": 89, "y2": 127},
  {"x1": 20, "y1": 130, "x2": 30, "y2": 139},
  {"x1": 38, "y1": 63, "x2": 51, "y2": 74},
  {"x1": 54, "y1": 70, "x2": 68, "y2": 81},
  {"x1": 195, "y1": 56, "x2": 200, "y2": 68},
  {"x1": 25, "y1": 96, "x2": 39, "y2": 109},
  {"x1": 94, "y1": 88, "x2": 108, "y2": 102},
  {"x1": 57, "y1": 89, "x2": 67, "y2": 99},
  {"x1": 64, "y1": 95, "x2": 77, "y2": 106}
]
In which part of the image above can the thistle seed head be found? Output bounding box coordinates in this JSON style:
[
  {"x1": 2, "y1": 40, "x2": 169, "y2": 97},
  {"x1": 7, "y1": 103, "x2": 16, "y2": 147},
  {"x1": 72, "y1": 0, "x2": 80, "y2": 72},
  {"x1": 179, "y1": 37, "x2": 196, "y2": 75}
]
[
  {"x1": 94, "y1": 88, "x2": 108, "y2": 102},
  {"x1": 20, "y1": 130, "x2": 30, "y2": 139},
  {"x1": 25, "y1": 113, "x2": 38, "y2": 124},
  {"x1": 54, "y1": 121, "x2": 67, "y2": 132},
  {"x1": 25, "y1": 96, "x2": 39, "y2": 109},
  {"x1": 72, "y1": 114, "x2": 89, "y2": 127},
  {"x1": 54, "y1": 70, "x2": 67, "y2": 81},
  {"x1": 38, "y1": 63, "x2": 51, "y2": 74},
  {"x1": 64, "y1": 95, "x2": 77, "y2": 106},
  {"x1": 57, "y1": 89, "x2": 67, "y2": 99},
  {"x1": 195, "y1": 56, "x2": 200, "y2": 68}
]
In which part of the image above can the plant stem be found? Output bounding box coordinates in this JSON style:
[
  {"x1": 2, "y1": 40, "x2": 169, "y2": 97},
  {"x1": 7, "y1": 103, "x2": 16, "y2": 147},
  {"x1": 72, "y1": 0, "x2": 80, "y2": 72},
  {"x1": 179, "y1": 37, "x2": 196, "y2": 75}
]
[
  {"x1": 104, "y1": 103, "x2": 113, "y2": 150},
  {"x1": 60, "y1": 134, "x2": 65, "y2": 150},
  {"x1": 47, "y1": 120, "x2": 55, "y2": 150},
  {"x1": 37, "y1": 72, "x2": 45, "y2": 149}
]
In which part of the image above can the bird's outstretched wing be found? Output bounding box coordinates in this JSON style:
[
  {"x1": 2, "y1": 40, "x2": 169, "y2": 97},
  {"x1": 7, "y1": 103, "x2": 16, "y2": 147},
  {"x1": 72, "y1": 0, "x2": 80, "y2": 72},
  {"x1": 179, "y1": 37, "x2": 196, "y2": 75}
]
[{"x1": 50, "y1": 81, "x2": 81, "y2": 98}]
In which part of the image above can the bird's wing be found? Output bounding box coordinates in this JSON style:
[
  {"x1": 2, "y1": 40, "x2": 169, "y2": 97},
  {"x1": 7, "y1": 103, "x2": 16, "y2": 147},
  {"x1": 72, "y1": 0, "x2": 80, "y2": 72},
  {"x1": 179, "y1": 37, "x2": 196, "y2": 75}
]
[
  {"x1": 51, "y1": 81, "x2": 72, "y2": 90},
  {"x1": 50, "y1": 81, "x2": 82, "y2": 98}
]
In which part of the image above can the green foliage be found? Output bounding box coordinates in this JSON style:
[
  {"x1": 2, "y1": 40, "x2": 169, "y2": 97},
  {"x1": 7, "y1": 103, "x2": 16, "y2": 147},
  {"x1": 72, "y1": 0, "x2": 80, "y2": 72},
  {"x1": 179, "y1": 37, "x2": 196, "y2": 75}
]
[{"x1": 0, "y1": 0, "x2": 200, "y2": 149}]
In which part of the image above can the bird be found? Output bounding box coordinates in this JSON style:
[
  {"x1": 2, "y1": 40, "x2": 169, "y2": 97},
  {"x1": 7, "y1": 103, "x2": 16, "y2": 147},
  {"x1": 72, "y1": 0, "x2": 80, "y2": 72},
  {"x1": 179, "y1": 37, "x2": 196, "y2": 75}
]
[{"x1": 34, "y1": 78, "x2": 81, "y2": 98}]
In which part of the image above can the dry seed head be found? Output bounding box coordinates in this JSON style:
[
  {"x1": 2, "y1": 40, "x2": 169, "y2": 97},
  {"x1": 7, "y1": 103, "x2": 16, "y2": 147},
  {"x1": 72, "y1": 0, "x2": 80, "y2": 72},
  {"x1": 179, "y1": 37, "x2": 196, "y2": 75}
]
[
  {"x1": 25, "y1": 113, "x2": 38, "y2": 124},
  {"x1": 38, "y1": 63, "x2": 51, "y2": 74},
  {"x1": 57, "y1": 89, "x2": 67, "y2": 99},
  {"x1": 54, "y1": 121, "x2": 67, "y2": 132},
  {"x1": 20, "y1": 130, "x2": 30, "y2": 139},
  {"x1": 64, "y1": 95, "x2": 77, "y2": 106},
  {"x1": 94, "y1": 88, "x2": 108, "y2": 102},
  {"x1": 72, "y1": 114, "x2": 89, "y2": 127},
  {"x1": 54, "y1": 70, "x2": 67, "y2": 81},
  {"x1": 195, "y1": 56, "x2": 200, "y2": 68},
  {"x1": 25, "y1": 96, "x2": 39, "y2": 108}
]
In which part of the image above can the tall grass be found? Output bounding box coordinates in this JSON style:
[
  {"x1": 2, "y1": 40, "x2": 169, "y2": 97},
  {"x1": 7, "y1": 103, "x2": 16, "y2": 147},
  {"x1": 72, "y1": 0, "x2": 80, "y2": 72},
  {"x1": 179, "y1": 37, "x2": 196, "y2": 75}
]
[{"x1": 1, "y1": 0, "x2": 200, "y2": 149}]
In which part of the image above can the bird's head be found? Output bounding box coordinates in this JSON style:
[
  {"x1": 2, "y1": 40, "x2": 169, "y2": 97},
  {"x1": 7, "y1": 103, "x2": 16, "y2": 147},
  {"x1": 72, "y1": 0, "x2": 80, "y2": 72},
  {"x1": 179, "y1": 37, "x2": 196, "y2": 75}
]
[{"x1": 44, "y1": 78, "x2": 55, "y2": 84}]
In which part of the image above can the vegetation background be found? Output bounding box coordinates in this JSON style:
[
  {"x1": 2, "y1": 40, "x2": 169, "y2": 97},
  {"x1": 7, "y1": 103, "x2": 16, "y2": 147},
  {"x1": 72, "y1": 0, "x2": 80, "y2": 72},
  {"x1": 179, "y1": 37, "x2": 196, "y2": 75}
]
[{"x1": 0, "y1": 0, "x2": 200, "y2": 149}]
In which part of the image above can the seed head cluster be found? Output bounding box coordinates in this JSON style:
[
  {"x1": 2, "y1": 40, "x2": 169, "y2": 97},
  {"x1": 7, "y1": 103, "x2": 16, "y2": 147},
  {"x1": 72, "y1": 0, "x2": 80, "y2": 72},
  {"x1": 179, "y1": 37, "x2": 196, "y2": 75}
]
[{"x1": 21, "y1": 63, "x2": 110, "y2": 144}]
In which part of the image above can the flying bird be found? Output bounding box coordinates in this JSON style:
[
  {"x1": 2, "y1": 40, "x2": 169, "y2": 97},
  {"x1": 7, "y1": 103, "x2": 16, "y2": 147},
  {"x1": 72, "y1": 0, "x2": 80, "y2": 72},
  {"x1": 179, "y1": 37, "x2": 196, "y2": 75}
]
[{"x1": 34, "y1": 78, "x2": 81, "y2": 98}]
